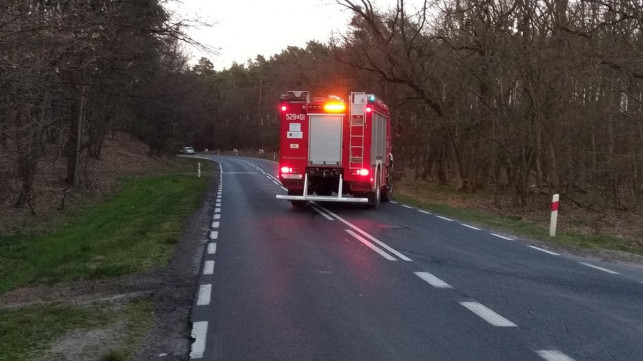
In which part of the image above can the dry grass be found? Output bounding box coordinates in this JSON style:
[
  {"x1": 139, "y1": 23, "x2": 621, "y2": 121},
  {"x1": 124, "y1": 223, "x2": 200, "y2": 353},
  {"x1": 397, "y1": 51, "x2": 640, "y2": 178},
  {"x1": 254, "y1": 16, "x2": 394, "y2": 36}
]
[{"x1": 397, "y1": 178, "x2": 643, "y2": 253}]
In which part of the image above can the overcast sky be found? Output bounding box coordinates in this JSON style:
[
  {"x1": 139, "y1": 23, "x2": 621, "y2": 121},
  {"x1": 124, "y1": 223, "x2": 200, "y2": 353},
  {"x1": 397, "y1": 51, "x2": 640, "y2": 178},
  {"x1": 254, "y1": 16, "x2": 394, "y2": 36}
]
[{"x1": 168, "y1": 0, "x2": 420, "y2": 70}]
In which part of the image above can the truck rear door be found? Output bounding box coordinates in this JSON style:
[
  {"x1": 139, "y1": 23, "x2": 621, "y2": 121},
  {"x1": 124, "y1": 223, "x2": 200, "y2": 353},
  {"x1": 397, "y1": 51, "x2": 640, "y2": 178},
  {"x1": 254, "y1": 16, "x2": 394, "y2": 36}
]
[{"x1": 309, "y1": 114, "x2": 343, "y2": 166}]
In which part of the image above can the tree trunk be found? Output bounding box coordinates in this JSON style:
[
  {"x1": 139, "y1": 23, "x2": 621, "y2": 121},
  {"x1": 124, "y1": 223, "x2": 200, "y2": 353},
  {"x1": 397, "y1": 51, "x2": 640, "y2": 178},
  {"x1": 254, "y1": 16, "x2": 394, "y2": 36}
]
[{"x1": 66, "y1": 86, "x2": 87, "y2": 185}]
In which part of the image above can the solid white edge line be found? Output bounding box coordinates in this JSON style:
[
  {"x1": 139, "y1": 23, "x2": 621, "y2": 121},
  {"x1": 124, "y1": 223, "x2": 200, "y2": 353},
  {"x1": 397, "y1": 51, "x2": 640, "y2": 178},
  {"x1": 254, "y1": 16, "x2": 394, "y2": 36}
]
[
  {"x1": 579, "y1": 262, "x2": 620, "y2": 275},
  {"x1": 280, "y1": 186, "x2": 288, "y2": 191},
  {"x1": 207, "y1": 243, "x2": 217, "y2": 254},
  {"x1": 189, "y1": 321, "x2": 208, "y2": 359},
  {"x1": 310, "y1": 205, "x2": 334, "y2": 221},
  {"x1": 346, "y1": 230, "x2": 396, "y2": 261},
  {"x1": 529, "y1": 245, "x2": 560, "y2": 256},
  {"x1": 209, "y1": 231, "x2": 218, "y2": 240},
  {"x1": 197, "y1": 284, "x2": 212, "y2": 306},
  {"x1": 462, "y1": 224, "x2": 481, "y2": 230},
  {"x1": 536, "y1": 350, "x2": 576, "y2": 361},
  {"x1": 320, "y1": 206, "x2": 412, "y2": 261},
  {"x1": 203, "y1": 260, "x2": 214, "y2": 275},
  {"x1": 414, "y1": 271, "x2": 454, "y2": 289},
  {"x1": 491, "y1": 233, "x2": 514, "y2": 241},
  {"x1": 460, "y1": 301, "x2": 517, "y2": 327},
  {"x1": 211, "y1": 221, "x2": 220, "y2": 229},
  {"x1": 437, "y1": 215, "x2": 454, "y2": 222}
]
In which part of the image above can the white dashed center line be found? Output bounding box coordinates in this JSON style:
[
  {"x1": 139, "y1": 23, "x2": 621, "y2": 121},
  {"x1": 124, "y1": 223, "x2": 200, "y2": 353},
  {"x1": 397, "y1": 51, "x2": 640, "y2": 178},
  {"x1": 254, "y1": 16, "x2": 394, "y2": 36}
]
[
  {"x1": 414, "y1": 272, "x2": 454, "y2": 289},
  {"x1": 460, "y1": 301, "x2": 517, "y2": 327},
  {"x1": 536, "y1": 350, "x2": 576, "y2": 361}
]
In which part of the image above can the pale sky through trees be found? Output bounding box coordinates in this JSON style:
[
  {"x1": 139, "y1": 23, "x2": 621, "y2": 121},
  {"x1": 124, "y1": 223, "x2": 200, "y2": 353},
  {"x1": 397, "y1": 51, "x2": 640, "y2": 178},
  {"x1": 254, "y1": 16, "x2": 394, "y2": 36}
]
[{"x1": 169, "y1": 0, "x2": 423, "y2": 70}]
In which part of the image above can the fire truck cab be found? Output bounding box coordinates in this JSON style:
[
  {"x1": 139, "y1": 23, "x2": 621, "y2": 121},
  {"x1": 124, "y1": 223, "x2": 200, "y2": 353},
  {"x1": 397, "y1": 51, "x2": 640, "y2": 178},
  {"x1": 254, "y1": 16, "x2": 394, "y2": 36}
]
[{"x1": 276, "y1": 90, "x2": 394, "y2": 208}]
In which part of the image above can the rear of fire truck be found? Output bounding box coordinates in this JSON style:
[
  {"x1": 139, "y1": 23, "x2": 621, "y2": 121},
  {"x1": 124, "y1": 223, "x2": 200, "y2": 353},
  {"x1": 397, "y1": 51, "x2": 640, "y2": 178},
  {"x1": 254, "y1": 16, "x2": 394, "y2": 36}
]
[{"x1": 276, "y1": 90, "x2": 393, "y2": 208}]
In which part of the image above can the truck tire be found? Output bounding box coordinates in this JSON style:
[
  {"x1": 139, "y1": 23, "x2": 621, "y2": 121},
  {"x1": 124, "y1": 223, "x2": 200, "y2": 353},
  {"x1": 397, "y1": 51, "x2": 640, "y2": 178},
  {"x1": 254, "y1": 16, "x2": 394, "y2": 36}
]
[
  {"x1": 367, "y1": 170, "x2": 381, "y2": 209},
  {"x1": 381, "y1": 166, "x2": 394, "y2": 202},
  {"x1": 288, "y1": 189, "x2": 307, "y2": 208}
]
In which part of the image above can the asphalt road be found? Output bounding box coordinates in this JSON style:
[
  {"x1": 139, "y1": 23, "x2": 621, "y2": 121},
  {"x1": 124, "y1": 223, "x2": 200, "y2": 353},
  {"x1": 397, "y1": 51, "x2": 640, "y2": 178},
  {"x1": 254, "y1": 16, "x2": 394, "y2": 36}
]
[{"x1": 189, "y1": 155, "x2": 643, "y2": 361}]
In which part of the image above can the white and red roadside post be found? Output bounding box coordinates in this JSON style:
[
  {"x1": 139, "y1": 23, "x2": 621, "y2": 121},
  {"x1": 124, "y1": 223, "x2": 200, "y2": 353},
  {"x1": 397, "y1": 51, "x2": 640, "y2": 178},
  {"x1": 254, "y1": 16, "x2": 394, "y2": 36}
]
[{"x1": 549, "y1": 194, "x2": 560, "y2": 237}]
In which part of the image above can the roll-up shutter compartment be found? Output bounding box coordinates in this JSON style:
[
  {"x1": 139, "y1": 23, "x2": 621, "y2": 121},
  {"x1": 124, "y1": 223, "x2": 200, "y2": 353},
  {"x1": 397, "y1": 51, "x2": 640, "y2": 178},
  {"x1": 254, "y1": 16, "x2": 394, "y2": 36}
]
[{"x1": 309, "y1": 114, "x2": 343, "y2": 165}]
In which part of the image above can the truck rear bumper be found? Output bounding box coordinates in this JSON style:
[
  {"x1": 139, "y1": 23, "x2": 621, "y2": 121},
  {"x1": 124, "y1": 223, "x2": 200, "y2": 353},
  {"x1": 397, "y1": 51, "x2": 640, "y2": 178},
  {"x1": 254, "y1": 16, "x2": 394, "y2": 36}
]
[
  {"x1": 276, "y1": 194, "x2": 368, "y2": 203},
  {"x1": 276, "y1": 173, "x2": 369, "y2": 204}
]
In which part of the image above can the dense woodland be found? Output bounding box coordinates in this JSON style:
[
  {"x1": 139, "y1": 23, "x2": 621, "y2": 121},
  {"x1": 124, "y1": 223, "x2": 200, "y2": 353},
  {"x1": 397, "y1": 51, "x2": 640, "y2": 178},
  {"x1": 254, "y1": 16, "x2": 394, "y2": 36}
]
[{"x1": 2, "y1": 0, "x2": 643, "y2": 214}]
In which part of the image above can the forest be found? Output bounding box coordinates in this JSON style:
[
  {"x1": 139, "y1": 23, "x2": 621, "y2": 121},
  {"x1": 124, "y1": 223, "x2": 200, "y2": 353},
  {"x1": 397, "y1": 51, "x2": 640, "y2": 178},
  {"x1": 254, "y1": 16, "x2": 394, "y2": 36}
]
[{"x1": 2, "y1": 0, "x2": 643, "y2": 214}]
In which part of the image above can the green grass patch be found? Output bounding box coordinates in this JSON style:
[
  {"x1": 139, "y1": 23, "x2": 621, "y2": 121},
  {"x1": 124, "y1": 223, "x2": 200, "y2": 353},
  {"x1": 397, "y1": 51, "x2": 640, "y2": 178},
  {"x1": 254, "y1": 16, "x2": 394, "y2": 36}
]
[
  {"x1": 0, "y1": 173, "x2": 208, "y2": 294},
  {"x1": 396, "y1": 182, "x2": 643, "y2": 256},
  {"x1": 0, "y1": 300, "x2": 154, "y2": 361}
]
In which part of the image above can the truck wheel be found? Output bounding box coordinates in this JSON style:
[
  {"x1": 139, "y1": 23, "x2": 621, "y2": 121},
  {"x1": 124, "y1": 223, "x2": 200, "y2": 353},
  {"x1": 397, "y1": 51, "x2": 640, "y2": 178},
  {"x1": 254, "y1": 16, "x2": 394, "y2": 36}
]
[
  {"x1": 367, "y1": 171, "x2": 381, "y2": 209},
  {"x1": 288, "y1": 189, "x2": 307, "y2": 208},
  {"x1": 382, "y1": 169, "x2": 394, "y2": 202}
]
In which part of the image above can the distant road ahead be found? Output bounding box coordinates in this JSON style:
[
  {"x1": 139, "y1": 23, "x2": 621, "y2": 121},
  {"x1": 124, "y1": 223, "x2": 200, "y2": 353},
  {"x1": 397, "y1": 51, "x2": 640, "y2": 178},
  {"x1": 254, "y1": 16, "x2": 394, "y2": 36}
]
[{"x1": 189, "y1": 155, "x2": 643, "y2": 361}]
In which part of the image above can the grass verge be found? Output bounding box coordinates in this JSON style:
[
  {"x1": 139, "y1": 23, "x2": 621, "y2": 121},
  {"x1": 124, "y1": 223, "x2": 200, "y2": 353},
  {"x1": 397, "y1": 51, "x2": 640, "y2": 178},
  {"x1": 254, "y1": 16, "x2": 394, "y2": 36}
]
[
  {"x1": 0, "y1": 299, "x2": 154, "y2": 361},
  {"x1": 0, "y1": 158, "x2": 211, "y2": 360},
  {"x1": 0, "y1": 170, "x2": 207, "y2": 294},
  {"x1": 396, "y1": 181, "x2": 643, "y2": 256}
]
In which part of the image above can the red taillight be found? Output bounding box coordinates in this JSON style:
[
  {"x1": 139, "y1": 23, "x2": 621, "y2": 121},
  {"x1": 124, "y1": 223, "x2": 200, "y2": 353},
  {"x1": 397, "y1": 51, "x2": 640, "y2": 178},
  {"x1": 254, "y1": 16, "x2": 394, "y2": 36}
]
[
  {"x1": 357, "y1": 168, "x2": 369, "y2": 176},
  {"x1": 280, "y1": 166, "x2": 303, "y2": 179},
  {"x1": 280, "y1": 105, "x2": 287, "y2": 112},
  {"x1": 365, "y1": 106, "x2": 372, "y2": 113}
]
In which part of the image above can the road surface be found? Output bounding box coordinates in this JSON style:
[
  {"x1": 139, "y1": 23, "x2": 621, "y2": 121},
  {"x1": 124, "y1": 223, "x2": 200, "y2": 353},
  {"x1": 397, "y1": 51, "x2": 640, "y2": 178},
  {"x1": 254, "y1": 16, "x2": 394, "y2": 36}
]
[{"x1": 189, "y1": 155, "x2": 643, "y2": 361}]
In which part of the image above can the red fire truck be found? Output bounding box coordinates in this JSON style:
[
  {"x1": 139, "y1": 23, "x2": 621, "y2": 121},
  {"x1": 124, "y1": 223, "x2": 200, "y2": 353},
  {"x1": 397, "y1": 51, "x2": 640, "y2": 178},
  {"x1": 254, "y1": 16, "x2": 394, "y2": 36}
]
[{"x1": 276, "y1": 91, "x2": 394, "y2": 208}]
